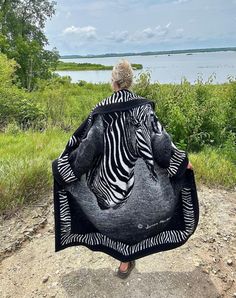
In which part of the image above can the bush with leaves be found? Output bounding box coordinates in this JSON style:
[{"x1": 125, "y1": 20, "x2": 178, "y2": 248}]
[
  {"x1": 0, "y1": 53, "x2": 46, "y2": 130},
  {"x1": 133, "y1": 72, "x2": 236, "y2": 156}
]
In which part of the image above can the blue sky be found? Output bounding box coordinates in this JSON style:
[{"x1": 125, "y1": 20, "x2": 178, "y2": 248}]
[{"x1": 45, "y1": 0, "x2": 236, "y2": 55}]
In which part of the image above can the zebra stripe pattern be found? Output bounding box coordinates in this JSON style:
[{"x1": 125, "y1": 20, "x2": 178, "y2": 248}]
[
  {"x1": 68, "y1": 135, "x2": 78, "y2": 147},
  {"x1": 98, "y1": 89, "x2": 143, "y2": 106},
  {"x1": 57, "y1": 154, "x2": 77, "y2": 183},
  {"x1": 167, "y1": 145, "x2": 187, "y2": 177},
  {"x1": 58, "y1": 187, "x2": 196, "y2": 256},
  {"x1": 129, "y1": 104, "x2": 158, "y2": 178}
]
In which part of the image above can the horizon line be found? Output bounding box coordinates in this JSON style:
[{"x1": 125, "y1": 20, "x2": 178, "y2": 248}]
[{"x1": 60, "y1": 46, "x2": 236, "y2": 58}]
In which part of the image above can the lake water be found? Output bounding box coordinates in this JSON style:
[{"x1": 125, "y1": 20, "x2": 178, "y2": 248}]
[{"x1": 56, "y1": 51, "x2": 236, "y2": 84}]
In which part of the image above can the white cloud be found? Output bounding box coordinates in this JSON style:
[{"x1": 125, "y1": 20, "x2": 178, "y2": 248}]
[
  {"x1": 62, "y1": 26, "x2": 97, "y2": 40},
  {"x1": 156, "y1": 23, "x2": 171, "y2": 37},
  {"x1": 142, "y1": 28, "x2": 156, "y2": 38},
  {"x1": 129, "y1": 23, "x2": 172, "y2": 42},
  {"x1": 107, "y1": 31, "x2": 129, "y2": 42},
  {"x1": 156, "y1": 28, "x2": 168, "y2": 37}
]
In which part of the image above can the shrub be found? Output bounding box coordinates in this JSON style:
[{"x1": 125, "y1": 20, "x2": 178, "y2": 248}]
[
  {"x1": 133, "y1": 72, "x2": 236, "y2": 154},
  {"x1": 0, "y1": 54, "x2": 46, "y2": 130}
]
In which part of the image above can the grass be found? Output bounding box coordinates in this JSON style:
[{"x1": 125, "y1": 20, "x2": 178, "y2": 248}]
[
  {"x1": 56, "y1": 61, "x2": 143, "y2": 71},
  {"x1": 190, "y1": 147, "x2": 236, "y2": 189},
  {"x1": 0, "y1": 129, "x2": 70, "y2": 212}
]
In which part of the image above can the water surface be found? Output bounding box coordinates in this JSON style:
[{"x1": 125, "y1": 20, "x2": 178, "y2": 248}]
[{"x1": 55, "y1": 51, "x2": 236, "y2": 84}]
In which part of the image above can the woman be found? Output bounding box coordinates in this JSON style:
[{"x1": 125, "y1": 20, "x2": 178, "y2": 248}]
[{"x1": 52, "y1": 60, "x2": 198, "y2": 279}]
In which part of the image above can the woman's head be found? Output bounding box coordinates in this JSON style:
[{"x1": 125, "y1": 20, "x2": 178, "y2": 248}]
[{"x1": 111, "y1": 59, "x2": 133, "y2": 91}]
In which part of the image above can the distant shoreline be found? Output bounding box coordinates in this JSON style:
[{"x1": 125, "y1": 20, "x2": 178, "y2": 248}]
[
  {"x1": 60, "y1": 47, "x2": 236, "y2": 59},
  {"x1": 56, "y1": 61, "x2": 143, "y2": 71}
]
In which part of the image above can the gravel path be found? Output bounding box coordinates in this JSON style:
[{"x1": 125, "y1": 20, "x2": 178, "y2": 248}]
[{"x1": 0, "y1": 185, "x2": 235, "y2": 298}]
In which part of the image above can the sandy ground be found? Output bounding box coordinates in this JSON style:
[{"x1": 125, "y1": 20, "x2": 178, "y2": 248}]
[{"x1": 0, "y1": 184, "x2": 235, "y2": 298}]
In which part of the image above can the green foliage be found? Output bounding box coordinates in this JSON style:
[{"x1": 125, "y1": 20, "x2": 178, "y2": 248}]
[
  {"x1": 226, "y1": 80, "x2": 236, "y2": 134},
  {"x1": 190, "y1": 147, "x2": 236, "y2": 189},
  {"x1": 131, "y1": 63, "x2": 143, "y2": 70},
  {"x1": 133, "y1": 72, "x2": 236, "y2": 153},
  {"x1": 56, "y1": 62, "x2": 113, "y2": 71},
  {"x1": 32, "y1": 77, "x2": 111, "y2": 130},
  {"x1": 0, "y1": 52, "x2": 18, "y2": 86},
  {"x1": 133, "y1": 71, "x2": 154, "y2": 97},
  {"x1": 0, "y1": 129, "x2": 69, "y2": 211},
  {"x1": 0, "y1": 0, "x2": 59, "y2": 90},
  {"x1": 0, "y1": 54, "x2": 46, "y2": 130},
  {"x1": 0, "y1": 91, "x2": 46, "y2": 130}
]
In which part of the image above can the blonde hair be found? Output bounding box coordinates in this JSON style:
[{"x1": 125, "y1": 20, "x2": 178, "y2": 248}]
[{"x1": 112, "y1": 59, "x2": 133, "y2": 89}]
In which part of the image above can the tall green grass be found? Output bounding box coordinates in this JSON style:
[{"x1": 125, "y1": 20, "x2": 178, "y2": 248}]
[
  {"x1": 0, "y1": 129, "x2": 69, "y2": 211},
  {"x1": 190, "y1": 147, "x2": 236, "y2": 189}
]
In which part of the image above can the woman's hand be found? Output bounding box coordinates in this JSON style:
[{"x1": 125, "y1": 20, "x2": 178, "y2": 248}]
[{"x1": 187, "y1": 161, "x2": 193, "y2": 170}]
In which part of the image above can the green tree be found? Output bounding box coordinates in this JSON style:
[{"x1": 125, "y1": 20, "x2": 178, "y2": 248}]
[
  {"x1": 0, "y1": 53, "x2": 46, "y2": 129},
  {"x1": 0, "y1": 0, "x2": 59, "y2": 90}
]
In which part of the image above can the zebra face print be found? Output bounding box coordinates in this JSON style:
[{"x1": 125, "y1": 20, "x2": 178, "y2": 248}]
[{"x1": 86, "y1": 104, "x2": 163, "y2": 210}]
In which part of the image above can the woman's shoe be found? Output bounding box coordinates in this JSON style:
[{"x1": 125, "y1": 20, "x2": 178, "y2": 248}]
[{"x1": 116, "y1": 261, "x2": 135, "y2": 279}]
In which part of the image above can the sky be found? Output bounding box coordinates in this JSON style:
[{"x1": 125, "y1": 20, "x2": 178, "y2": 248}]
[{"x1": 45, "y1": 0, "x2": 236, "y2": 55}]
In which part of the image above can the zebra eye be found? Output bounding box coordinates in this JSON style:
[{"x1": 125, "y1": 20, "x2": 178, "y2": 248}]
[{"x1": 129, "y1": 118, "x2": 141, "y2": 128}]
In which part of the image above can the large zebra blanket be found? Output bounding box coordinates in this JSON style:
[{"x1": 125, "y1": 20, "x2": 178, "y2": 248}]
[{"x1": 52, "y1": 89, "x2": 199, "y2": 262}]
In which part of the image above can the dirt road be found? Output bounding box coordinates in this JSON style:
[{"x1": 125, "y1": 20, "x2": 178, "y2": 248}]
[{"x1": 0, "y1": 185, "x2": 235, "y2": 298}]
